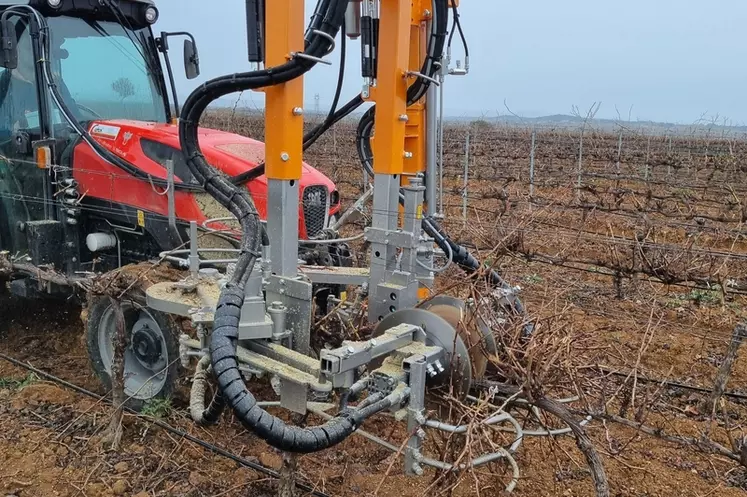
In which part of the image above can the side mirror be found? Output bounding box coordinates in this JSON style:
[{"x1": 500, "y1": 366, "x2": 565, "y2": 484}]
[
  {"x1": 183, "y1": 39, "x2": 200, "y2": 80},
  {"x1": 0, "y1": 19, "x2": 18, "y2": 69}
]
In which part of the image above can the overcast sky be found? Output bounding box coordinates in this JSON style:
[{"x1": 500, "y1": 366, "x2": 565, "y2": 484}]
[{"x1": 153, "y1": 1, "x2": 747, "y2": 125}]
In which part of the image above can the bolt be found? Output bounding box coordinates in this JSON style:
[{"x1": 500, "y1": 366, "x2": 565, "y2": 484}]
[
  {"x1": 434, "y1": 360, "x2": 445, "y2": 373},
  {"x1": 292, "y1": 107, "x2": 303, "y2": 116},
  {"x1": 279, "y1": 289, "x2": 286, "y2": 295},
  {"x1": 281, "y1": 152, "x2": 290, "y2": 162},
  {"x1": 423, "y1": 9, "x2": 431, "y2": 17},
  {"x1": 270, "y1": 301, "x2": 284, "y2": 310},
  {"x1": 346, "y1": 346, "x2": 355, "y2": 354},
  {"x1": 416, "y1": 428, "x2": 426, "y2": 439},
  {"x1": 426, "y1": 364, "x2": 437, "y2": 377},
  {"x1": 398, "y1": 114, "x2": 408, "y2": 122},
  {"x1": 412, "y1": 463, "x2": 424, "y2": 476},
  {"x1": 369, "y1": 338, "x2": 378, "y2": 347},
  {"x1": 404, "y1": 152, "x2": 413, "y2": 159}
]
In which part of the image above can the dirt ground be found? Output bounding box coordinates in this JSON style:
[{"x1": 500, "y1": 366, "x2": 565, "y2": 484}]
[
  {"x1": 2, "y1": 266, "x2": 747, "y2": 497},
  {"x1": 3, "y1": 119, "x2": 747, "y2": 496}
]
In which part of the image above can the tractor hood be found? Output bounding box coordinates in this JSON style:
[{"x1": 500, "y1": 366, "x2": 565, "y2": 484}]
[{"x1": 86, "y1": 120, "x2": 336, "y2": 191}]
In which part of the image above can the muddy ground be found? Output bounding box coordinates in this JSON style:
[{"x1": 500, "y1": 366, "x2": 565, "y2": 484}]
[
  {"x1": 2, "y1": 261, "x2": 747, "y2": 497},
  {"x1": 3, "y1": 119, "x2": 747, "y2": 496}
]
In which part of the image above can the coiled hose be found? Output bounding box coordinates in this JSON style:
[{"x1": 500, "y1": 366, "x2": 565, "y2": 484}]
[{"x1": 178, "y1": 0, "x2": 397, "y2": 453}]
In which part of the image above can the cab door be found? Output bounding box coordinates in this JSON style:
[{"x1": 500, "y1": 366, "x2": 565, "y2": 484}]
[{"x1": 0, "y1": 15, "x2": 52, "y2": 254}]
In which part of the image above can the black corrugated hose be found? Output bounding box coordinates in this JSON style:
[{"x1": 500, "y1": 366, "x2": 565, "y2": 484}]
[{"x1": 178, "y1": 0, "x2": 401, "y2": 453}]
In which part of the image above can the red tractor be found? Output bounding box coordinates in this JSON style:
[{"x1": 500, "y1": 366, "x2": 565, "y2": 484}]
[
  {"x1": 0, "y1": 0, "x2": 344, "y2": 291},
  {"x1": 0, "y1": 0, "x2": 351, "y2": 404}
]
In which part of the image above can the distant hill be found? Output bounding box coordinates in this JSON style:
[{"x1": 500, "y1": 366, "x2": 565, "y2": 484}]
[
  {"x1": 206, "y1": 98, "x2": 747, "y2": 137},
  {"x1": 447, "y1": 113, "x2": 747, "y2": 137}
]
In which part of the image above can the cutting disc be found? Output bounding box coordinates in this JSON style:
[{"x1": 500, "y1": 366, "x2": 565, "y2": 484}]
[
  {"x1": 374, "y1": 308, "x2": 473, "y2": 398},
  {"x1": 418, "y1": 296, "x2": 498, "y2": 380}
]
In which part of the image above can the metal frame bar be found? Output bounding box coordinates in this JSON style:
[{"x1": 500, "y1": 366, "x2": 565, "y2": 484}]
[{"x1": 263, "y1": 0, "x2": 313, "y2": 354}]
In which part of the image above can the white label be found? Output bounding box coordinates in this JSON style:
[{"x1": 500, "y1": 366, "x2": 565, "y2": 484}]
[{"x1": 90, "y1": 124, "x2": 121, "y2": 140}]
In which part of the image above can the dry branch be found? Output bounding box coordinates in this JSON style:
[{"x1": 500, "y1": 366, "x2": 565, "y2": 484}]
[
  {"x1": 102, "y1": 297, "x2": 127, "y2": 451},
  {"x1": 704, "y1": 324, "x2": 747, "y2": 416},
  {"x1": 484, "y1": 382, "x2": 609, "y2": 497},
  {"x1": 602, "y1": 414, "x2": 745, "y2": 467}
]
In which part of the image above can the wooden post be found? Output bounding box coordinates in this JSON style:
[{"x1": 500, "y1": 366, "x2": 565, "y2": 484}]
[
  {"x1": 529, "y1": 129, "x2": 536, "y2": 197},
  {"x1": 576, "y1": 128, "x2": 584, "y2": 203},
  {"x1": 462, "y1": 131, "x2": 470, "y2": 223}
]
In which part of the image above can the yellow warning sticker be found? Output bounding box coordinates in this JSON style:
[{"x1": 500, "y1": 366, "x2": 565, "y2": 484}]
[
  {"x1": 340, "y1": 291, "x2": 347, "y2": 301},
  {"x1": 137, "y1": 210, "x2": 145, "y2": 227},
  {"x1": 416, "y1": 205, "x2": 423, "y2": 220}
]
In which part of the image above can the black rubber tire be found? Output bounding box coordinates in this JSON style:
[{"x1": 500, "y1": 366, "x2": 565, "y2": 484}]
[
  {"x1": 86, "y1": 296, "x2": 181, "y2": 412},
  {"x1": 0, "y1": 203, "x2": 9, "y2": 295}
]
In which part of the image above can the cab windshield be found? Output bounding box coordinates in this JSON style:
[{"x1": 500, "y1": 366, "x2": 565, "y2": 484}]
[{"x1": 47, "y1": 15, "x2": 168, "y2": 124}]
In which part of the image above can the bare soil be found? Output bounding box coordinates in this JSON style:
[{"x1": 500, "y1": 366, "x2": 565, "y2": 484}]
[{"x1": 3, "y1": 117, "x2": 747, "y2": 496}]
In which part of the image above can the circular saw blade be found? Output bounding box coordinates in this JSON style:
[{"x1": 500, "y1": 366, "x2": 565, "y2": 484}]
[
  {"x1": 375, "y1": 308, "x2": 473, "y2": 398},
  {"x1": 418, "y1": 296, "x2": 498, "y2": 381}
]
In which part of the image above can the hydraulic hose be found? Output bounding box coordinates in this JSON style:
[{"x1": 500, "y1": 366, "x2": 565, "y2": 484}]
[
  {"x1": 179, "y1": 0, "x2": 390, "y2": 453},
  {"x1": 233, "y1": 0, "x2": 446, "y2": 188},
  {"x1": 190, "y1": 355, "x2": 226, "y2": 426}
]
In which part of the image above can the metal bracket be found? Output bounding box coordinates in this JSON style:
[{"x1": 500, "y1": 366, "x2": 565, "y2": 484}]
[
  {"x1": 364, "y1": 227, "x2": 418, "y2": 249},
  {"x1": 320, "y1": 323, "x2": 420, "y2": 377},
  {"x1": 265, "y1": 274, "x2": 313, "y2": 301}
]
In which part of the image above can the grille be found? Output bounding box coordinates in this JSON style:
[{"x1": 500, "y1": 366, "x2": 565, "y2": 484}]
[{"x1": 302, "y1": 185, "x2": 329, "y2": 238}]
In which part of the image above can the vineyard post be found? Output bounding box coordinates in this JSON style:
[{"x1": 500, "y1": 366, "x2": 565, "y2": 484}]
[
  {"x1": 644, "y1": 134, "x2": 652, "y2": 181},
  {"x1": 530, "y1": 129, "x2": 536, "y2": 197},
  {"x1": 576, "y1": 128, "x2": 585, "y2": 203},
  {"x1": 616, "y1": 130, "x2": 623, "y2": 174},
  {"x1": 666, "y1": 134, "x2": 672, "y2": 178},
  {"x1": 463, "y1": 131, "x2": 470, "y2": 223}
]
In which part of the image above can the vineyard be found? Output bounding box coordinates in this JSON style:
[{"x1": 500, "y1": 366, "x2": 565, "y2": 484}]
[{"x1": 2, "y1": 112, "x2": 747, "y2": 496}]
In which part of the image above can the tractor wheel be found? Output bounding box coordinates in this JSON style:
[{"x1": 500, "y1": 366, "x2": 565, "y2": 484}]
[{"x1": 86, "y1": 296, "x2": 180, "y2": 411}]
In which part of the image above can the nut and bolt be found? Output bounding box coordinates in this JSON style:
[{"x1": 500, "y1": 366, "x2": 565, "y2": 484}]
[
  {"x1": 280, "y1": 152, "x2": 290, "y2": 162},
  {"x1": 426, "y1": 364, "x2": 437, "y2": 377},
  {"x1": 398, "y1": 114, "x2": 409, "y2": 122},
  {"x1": 346, "y1": 346, "x2": 355, "y2": 355},
  {"x1": 434, "y1": 360, "x2": 445, "y2": 373},
  {"x1": 369, "y1": 338, "x2": 378, "y2": 347},
  {"x1": 404, "y1": 151, "x2": 414, "y2": 159}
]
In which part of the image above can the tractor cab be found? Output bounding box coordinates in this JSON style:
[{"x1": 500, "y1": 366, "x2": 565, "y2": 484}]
[{"x1": 0, "y1": 0, "x2": 343, "y2": 282}]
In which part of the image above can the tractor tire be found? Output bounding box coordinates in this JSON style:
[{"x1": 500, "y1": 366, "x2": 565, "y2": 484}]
[
  {"x1": 0, "y1": 205, "x2": 9, "y2": 295},
  {"x1": 86, "y1": 296, "x2": 180, "y2": 412}
]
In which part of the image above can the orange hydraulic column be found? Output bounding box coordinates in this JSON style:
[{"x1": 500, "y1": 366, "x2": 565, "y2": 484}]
[
  {"x1": 261, "y1": 0, "x2": 308, "y2": 351},
  {"x1": 402, "y1": 1, "x2": 430, "y2": 183},
  {"x1": 264, "y1": 0, "x2": 305, "y2": 181},
  {"x1": 372, "y1": 0, "x2": 411, "y2": 176}
]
